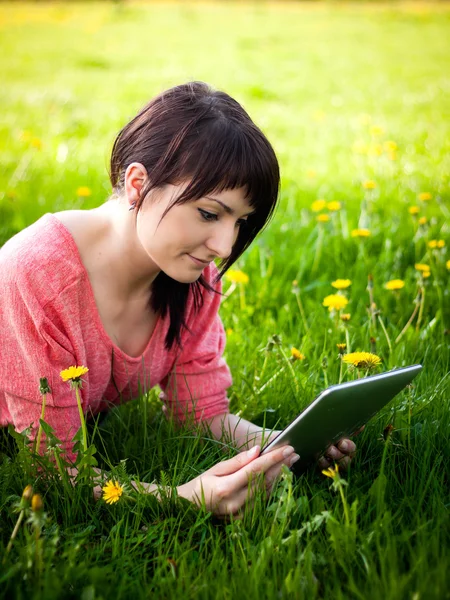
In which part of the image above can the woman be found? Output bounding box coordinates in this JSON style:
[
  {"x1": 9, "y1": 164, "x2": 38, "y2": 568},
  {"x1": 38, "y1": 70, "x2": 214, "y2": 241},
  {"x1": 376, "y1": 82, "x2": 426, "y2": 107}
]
[{"x1": 0, "y1": 82, "x2": 355, "y2": 517}]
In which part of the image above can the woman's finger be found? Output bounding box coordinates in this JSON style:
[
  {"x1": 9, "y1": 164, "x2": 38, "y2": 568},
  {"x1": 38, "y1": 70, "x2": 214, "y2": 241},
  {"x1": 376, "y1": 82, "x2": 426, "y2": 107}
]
[
  {"x1": 208, "y1": 446, "x2": 262, "y2": 477},
  {"x1": 337, "y1": 438, "x2": 356, "y2": 454},
  {"x1": 230, "y1": 446, "x2": 296, "y2": 488}
]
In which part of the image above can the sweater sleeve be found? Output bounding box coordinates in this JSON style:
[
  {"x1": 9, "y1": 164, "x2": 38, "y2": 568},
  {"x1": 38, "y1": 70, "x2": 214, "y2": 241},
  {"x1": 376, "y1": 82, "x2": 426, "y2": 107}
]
[
  {"x1": 0, "y1": 268, "x2": 84, "y2": 463},
  {"x1": 160, "y1": 268, "x2": 232, "y2": 423}
]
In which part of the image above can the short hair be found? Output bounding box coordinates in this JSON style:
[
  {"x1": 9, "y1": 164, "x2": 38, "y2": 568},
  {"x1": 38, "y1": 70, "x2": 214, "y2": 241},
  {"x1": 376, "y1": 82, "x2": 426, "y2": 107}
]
[{"x1": 110, "y1": 81, "x2": 280, "y2": 350}]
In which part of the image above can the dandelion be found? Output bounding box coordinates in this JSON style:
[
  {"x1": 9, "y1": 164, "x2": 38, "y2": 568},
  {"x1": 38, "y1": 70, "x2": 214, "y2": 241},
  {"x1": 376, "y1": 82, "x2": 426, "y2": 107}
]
[
  {"x1": 226, "y1": 328, "x2": 234, "y2": 336},
  {"x1": 336, "y1": 343, "x2": 347, "y2": 354},
  {"x1": 3, "y1": 485, "x2": 34, "y2": 563},
  {"x1": 340, "y1": 313, "x2": 351, "y2": 322},
  {"x1": 408, "y1": 206, "x2": 420, "y2": 215},
  {"x1": 331, "y1": 279, "x2": 352, "y2": 290},
  {"x1": 77, "y1": 186, "x2": 91, "y2": 197},
  {"x1": 384, "y1": 141, "x2": 397, "y2": 152},
  {"x1": 418, "y1": 192, "x2": 432, "y2": 202},
  {"x1": 311, "y1": 199, "x2": 326, "y2": 212},
  {"x1": 327, "y1": 201, "x2": 341, "y2": 212},
  {"x1": 60, "y1": 366, "x2": 89, "y2": 451},
  {"x1": 415, "y1": 263, "x2": 430, "y2": 272},
  {"x1": 35, "y1": 377, "x2": 51, "y2": 454},
  {"x1": 362, "y1": 180, "x2": 376, "y2": 190},
  {"x1": 447, "y1": 260, "x2": 450, "y2": 270},
  {"x1": 291, "y1": 347, "x2": 305, "y2": 361},
  {"x1": 418, "y1": 217, "x2": 428, "y2": 225},
  {"x1": 323, "y1": 294, "x2": 349, "y2": 312},
  {"x1": 422, "y1": 270, "x2": 431, "y2": 278},
  {"x1": 60, "y1": 365, "x2": 89, "y2": 385},
  {"x1": 428, "y1": 240, "x2": 445, "y2": 249},
  {"x1": 322, "y1": 463, "x2": 339, "y2": 479},
  {"x1": 31, "y1": 494, "x2": 43, "y2": 513},
  {"x1": 368, "y1": 143, "x2": 383, "y2": 157},
  {"x1": 30, "y1": 138, "x2": 42, "y2": 150},
  {"x1": 225, "y1": 270, "x2": 249, "y2": 284},
  {"x1": 102, "y1": 480, "x2": 124, "y2": 504},
  {"x1": 351, "y1": 228, "x2": 371, "y2": 238},
  {"x1": 384, "y1": 279, "x2": 405, "y2": 291},
  {"x1": 317, "y1": 214, "x2": 330, "y2": 223},
  {"x1": 342, "y1": 352, "x2": 382, "y2": 370},
  {"x1": 306, "y1": 169, "x2": 317, "y2": 178}
]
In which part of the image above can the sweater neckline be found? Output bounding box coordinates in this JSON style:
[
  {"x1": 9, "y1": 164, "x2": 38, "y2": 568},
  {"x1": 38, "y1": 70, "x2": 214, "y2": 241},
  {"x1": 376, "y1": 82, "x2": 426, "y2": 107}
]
[{"x1": 44, "y1": 212, "x2": 162, "y2": 363}]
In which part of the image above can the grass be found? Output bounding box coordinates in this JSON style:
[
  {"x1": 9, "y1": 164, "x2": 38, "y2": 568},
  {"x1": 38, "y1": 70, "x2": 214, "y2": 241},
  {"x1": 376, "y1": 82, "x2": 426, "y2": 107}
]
[{"x1": 0, "y1": 2, "x2": 449, "y2": 598}]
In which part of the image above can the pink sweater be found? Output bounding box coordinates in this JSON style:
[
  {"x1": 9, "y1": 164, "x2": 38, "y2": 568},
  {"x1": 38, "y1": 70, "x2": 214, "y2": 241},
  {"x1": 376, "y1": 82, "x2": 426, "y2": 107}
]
[{"x1": 0, "y1": 214, "x2": 232, "y2": 461}]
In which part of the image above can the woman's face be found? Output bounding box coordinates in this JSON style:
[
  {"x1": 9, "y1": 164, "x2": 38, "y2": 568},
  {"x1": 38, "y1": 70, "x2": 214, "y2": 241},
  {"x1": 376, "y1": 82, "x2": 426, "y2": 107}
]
[{"x1": 135, "y1": 183, "x2": 254, "y2": 283}]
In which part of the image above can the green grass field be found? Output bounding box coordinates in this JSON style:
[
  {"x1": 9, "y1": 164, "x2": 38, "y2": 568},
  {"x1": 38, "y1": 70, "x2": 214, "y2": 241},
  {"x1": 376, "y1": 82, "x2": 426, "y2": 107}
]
[{"x1": 0, "y1": 2, "x2": 449, "y2": 598}]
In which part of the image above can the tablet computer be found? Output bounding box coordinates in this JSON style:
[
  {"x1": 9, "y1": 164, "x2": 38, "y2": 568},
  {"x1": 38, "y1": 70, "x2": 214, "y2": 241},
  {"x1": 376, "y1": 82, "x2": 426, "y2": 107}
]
[{"x1": 260, "y1": 364, "x2": 422, "y2": 469}]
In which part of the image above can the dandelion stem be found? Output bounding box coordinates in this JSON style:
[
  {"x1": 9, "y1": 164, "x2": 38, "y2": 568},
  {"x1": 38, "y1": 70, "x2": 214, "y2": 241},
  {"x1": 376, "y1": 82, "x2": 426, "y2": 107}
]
[
  {"x1": 344, "y1": 326, "x2": 351, "y2": 353},
  {"x1": 239, "y1": 283, "x2": 246, "y2": 310},
  {"x1": 416, "y1": 284, "x2": 425, "y2": 332},
  {"x1": 34, "y1": 393, "x2": 47, "y2": 454},
  {"x1": 377, "y1": 315, "x2": 392, "y2": 353},
  {"x1": 75, "y1": 386, "x2": 88, "y2": 451},
  {"x1": 278, "y1": 347, "x2": 299, "y2": 395},
  {"x1": 395, "y1": 293, "x2": 421, "y2": 344},
  {"x1": 294, "y1": 290, "x2": 309, "y2": 333},
  {"x1": 338, "y1": 483, "x2": 350, "y2": 527},
  {"x1": 3, "y1": 510, "x2": 24, "y2": 561}
]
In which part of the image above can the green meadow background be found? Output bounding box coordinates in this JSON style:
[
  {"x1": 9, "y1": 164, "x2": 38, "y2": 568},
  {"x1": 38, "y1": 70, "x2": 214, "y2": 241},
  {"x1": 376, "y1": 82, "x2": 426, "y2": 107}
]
[{"x1": 0, "y1": 2, "x2": 449, "y2": 599}]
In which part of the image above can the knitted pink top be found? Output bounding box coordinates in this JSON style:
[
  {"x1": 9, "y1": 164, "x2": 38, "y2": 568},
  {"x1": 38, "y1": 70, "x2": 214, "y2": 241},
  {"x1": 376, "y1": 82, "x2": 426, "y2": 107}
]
[{"x1": 0, "y1": 214, "x2": 232, "y2": 461}]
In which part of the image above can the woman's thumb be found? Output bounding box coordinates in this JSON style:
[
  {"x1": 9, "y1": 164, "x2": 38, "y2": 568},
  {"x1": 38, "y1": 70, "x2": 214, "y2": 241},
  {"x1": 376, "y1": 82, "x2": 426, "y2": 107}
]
[{"x1": 209, "y1": 445, "x2": 260, "y2": 476}]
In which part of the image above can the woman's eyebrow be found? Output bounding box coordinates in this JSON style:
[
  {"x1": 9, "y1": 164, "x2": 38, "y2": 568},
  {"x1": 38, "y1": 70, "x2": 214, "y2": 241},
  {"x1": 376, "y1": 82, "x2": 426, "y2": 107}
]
[{"x1": 204, "y1": 196, "x2": 254, "y2": 217}]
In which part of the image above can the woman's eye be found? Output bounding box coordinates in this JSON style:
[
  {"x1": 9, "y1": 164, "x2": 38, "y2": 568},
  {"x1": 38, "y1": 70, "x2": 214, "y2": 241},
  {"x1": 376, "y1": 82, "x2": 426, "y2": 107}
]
[{"x1": 198, "y1": 209, "x2": 218, "y2": 222}]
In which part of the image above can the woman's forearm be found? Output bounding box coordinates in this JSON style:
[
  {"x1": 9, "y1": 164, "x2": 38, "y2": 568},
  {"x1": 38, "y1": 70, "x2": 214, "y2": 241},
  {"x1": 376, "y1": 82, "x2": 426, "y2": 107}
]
[{"x1": 204, "y1": 412, "x2": 275, "y2": 451}]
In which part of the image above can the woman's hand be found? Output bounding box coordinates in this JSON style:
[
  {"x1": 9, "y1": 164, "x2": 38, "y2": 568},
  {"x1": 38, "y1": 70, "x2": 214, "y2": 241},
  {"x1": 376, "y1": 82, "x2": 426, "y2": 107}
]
[
  {"x1": 261, "y1": 429, "x2": 360, "y2": 471},
  {"x1": 177, "y1": 444, "x2": 300, "y2": 518}
]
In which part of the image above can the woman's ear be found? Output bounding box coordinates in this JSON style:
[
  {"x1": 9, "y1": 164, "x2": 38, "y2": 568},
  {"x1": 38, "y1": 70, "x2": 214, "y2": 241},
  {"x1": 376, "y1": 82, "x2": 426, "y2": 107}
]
[{"x1": 124, "y1": 162, "x2": 148, "y2": 208}]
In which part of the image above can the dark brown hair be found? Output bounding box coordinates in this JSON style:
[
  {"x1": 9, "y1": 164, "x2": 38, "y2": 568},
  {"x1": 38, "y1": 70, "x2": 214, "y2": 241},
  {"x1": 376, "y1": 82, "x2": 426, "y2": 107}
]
[{"x1": 110, "y1": 81, "x2": 280, "y2": 350}]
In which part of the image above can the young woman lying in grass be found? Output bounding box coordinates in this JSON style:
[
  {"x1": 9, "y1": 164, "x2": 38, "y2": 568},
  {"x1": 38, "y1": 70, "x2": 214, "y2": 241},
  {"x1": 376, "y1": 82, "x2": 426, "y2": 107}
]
[{"x1": 0, "y1": 81, "x2": 356, "y2": 518}]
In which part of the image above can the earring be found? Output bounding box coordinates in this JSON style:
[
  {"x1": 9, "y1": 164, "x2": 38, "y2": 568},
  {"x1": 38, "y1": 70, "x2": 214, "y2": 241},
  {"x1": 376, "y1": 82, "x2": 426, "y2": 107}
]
[{"x1": 128, "y1": 202, "x2": 136, "y2": 211}]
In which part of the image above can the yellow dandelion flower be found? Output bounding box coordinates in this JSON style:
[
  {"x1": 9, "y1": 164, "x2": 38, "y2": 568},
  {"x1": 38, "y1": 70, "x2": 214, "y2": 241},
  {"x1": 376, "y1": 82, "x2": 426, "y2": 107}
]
[
  {"x1": 336, "y1": 343, "x2": 347, "y2": 354},
  {"x1": 291, "y1": 347, "x2": 305, "y2": 361},
  {"x1": 342, "y1": 352, "x2": 382, "y2": 370},
  {"x1": 226, "y1": 327, "x2": 234, "y2": 336},
  {"x1": 408, "y1": 206, "x2": 420, "y2": 215},
  {"x1": 311, "y1": 199, "x2": 326, "y2": 212},
  {"x1": 322, "y1": 464, "x2": 339, "y2": 479},
  {"x1": 323, "y1": 294, "x2": 349, "y2": 312},
  {"x1": 351, "y1": 228, "x2": 371, "y2": 238},
  {"x1": 340, "y1": 313, "x2": 351, "y2": 322},
  {"x1": 60, "y1": 365, "x2": 89, "y2": 382},
  {"x1": 422, "y1": 270, "x2": 431, "y2": 278},
  {"x1": 387, "y1": 152, "x2": 397, "y2": 161},
  {"x1": 370, "y1": 125, "x2": 384, "y2": 136},
  {"x1": 30, "y1": 138, "x2": 42, "y2": 150},
  {"x1": 415, "y1": 263, "x2": 430, "y2": 272},
  {"x1": 306, "y1": 169, "x2": 317, "y2": 178},
  {"x1": 368, "y1": 143, "x2": 383, "y2": 157},
  {"x1": 384, "y1": 279, "x2": 405, "y2": 291},
  {"x1": 76, "y1": 186, "x2": 92, "y2": 197},
  {"x1": 446, "y1": 260, "x2": 450, "y2": 271},
  {"x1": 225, "y1": 270, "x2": 249, "y2": 284},
  {"x1": 418, "y1": 192, "x2": 432, "y2": 202},
  {"x1": 317, "y1": 214, "x2": 330, "y2": 223},
  {"x1": 31, "y1": 494, "x2": 43, "y2": 512},
  {"x1": 384, "y1": 141, "x2": 397, "y2": 152},
  {"x1": 331, "y1": 279, "x2": 352, "y2": 290},
  {"x1": 327, "y1": 201, "x2": 342, "y2": 212},
  {"x1": 418, "y1": 217, "x2": 428, "y2": 226},
  {"x1": 102, "y1": 480, "x2": 124, "y2": 505},
  {"x1": 362, "y1": 180, "x2": 377, "y2": 190},
  {"x1": 428, "y1": 240, "x2": 445, "y2": 249}
]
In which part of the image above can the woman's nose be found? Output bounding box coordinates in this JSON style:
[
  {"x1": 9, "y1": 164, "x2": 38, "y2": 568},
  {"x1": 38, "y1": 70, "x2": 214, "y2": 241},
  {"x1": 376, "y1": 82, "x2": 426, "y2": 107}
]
[{"x1": 206, "y1": 224, "x2": 237, "y2": 259}]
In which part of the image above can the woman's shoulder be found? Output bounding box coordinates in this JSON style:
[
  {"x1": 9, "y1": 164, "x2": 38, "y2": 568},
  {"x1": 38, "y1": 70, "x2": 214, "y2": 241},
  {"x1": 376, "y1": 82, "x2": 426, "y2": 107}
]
[{"x1": 0, "y1": 213, "x2": 85, "y2": 300}]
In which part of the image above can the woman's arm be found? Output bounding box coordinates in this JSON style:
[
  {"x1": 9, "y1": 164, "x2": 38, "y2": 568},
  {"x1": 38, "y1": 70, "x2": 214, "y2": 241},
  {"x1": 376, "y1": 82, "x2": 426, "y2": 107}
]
[{"x1": 204, "y1": 412, "x2": 357, "y2": 469}]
